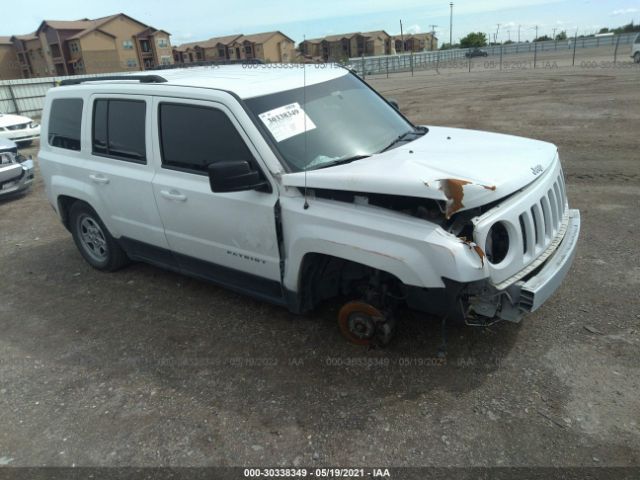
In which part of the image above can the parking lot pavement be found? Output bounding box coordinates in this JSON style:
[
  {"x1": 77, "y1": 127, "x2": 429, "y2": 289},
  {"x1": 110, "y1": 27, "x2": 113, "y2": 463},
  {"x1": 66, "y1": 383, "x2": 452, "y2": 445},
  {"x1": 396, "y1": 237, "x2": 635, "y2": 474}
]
[{"x1": 1, "y1": 61, "x2": 639, "y2": 467}]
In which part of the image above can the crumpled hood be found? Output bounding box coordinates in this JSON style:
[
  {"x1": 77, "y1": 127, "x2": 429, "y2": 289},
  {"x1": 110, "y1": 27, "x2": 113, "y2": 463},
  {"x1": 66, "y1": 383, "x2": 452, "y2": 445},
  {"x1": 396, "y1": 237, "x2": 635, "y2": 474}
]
[
  {"x1": 282, "y1": 126, "x2": 559, "y2": 216},
  {"x1": 0, "y1": 113, "x2": 33, "y2": 128}
]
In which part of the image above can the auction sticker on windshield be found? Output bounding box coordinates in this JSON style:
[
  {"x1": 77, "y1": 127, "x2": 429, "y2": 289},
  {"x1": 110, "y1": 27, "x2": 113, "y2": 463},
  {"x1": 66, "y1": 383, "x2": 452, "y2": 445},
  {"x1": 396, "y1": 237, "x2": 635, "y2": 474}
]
[{"x1": 258, "y1": 102, "x2": 316, "y2": 142}]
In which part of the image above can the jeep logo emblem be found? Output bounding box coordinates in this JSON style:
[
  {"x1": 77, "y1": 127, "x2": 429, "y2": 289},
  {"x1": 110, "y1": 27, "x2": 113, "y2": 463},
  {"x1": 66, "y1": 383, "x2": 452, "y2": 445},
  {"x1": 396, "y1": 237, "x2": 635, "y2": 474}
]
[{"x1": 531, "y1": 164, "x2": 544, "y2": 175}]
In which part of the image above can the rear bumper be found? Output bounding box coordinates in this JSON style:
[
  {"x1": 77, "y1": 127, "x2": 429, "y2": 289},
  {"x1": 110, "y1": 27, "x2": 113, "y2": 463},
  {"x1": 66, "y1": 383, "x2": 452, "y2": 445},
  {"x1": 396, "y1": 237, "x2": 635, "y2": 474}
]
[{"x1": 467, "y1": 209, "x2": 580, "y2": 323}]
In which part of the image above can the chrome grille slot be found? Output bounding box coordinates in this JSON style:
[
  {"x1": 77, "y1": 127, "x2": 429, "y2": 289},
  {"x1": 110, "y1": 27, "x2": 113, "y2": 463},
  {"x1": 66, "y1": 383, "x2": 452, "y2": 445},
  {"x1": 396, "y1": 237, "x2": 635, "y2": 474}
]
[
  {"x1": 548, "y1": 188, "x2": 558, "y2": 231},
  {"x1": 518, "y1": 215, "x2": 527, "y2": 254},
  {"x1": 554, "y1": 182, "x2": 563, "y2": 216},
  {"x1": 521, "y1": 211, "x2": 535, "y2": 257},
  {"x1": 531, "y1": 204, "x2": 544, "y2": 247},
  {"x1": 558, "y1": 172, "x2": 567, "y2": 210},
  {"x1": 557, "y1": 180, "x2": 564, "y2": 212},
  {"x1": 540, "y1": 196, "x2": 552, "y2": 240}
]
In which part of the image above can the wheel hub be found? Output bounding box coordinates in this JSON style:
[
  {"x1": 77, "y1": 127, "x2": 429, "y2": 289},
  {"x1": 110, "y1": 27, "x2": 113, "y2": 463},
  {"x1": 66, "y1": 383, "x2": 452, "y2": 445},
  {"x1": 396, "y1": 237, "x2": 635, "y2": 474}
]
[
  {"x1": 337, "y1": 301, "x2": 395, "y2": 346},
  {"x1": 78, "y1": 215, "x2": 108, "y2": 262},
  {"x1": 347, "y1": 312, "x2": 376, "y2": 340}
]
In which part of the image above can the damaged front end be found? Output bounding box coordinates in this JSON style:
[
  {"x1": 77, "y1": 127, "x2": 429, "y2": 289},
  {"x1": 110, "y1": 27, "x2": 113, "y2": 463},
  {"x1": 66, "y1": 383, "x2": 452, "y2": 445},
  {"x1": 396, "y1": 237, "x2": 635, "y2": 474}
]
[
  {"x1": 0, "y1": 148, "x2": 35, "y2": 197},
  {"x1": 464, "y1": 207, "x2": 580, "y2": 324}
]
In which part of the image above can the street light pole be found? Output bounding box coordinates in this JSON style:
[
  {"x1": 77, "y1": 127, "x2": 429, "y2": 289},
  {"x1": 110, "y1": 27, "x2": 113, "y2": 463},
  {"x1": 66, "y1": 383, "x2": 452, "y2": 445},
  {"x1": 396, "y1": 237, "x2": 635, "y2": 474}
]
[
  {"x1": 449, "y1": 2, "x2": 454, "y2": 47},
  {"x1": 429, "y1": 24, "x2": 438, "y2": 51}
]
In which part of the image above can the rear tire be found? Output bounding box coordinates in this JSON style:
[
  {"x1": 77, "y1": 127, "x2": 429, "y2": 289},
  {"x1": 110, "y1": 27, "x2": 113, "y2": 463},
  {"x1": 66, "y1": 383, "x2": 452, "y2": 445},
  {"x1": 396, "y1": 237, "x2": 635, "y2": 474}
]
[{"x1": 69, "y1": 202, "x2": 129, "y2": 271}]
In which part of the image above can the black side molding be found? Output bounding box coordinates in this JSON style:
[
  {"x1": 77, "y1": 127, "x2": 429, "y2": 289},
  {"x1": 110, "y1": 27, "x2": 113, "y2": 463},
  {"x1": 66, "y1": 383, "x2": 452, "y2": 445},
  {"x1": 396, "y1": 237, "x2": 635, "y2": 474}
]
[{"x1": 58, "y1": 75, "x2": 168, "y2": 86}]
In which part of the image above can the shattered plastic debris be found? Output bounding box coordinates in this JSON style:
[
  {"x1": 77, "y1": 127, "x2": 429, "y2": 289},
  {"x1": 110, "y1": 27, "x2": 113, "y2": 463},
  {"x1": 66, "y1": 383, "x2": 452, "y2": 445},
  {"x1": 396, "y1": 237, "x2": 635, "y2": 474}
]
[{"x1": 459, "y1": 237, "x2": 486, "y2": 267}]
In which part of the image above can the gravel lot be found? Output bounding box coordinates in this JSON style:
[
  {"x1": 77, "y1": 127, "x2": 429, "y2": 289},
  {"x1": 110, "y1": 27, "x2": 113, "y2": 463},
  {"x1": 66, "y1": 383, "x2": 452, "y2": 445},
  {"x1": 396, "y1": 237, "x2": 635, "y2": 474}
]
[{"x1": 1, "y1": 51, "x2": 639, "y2": 469}]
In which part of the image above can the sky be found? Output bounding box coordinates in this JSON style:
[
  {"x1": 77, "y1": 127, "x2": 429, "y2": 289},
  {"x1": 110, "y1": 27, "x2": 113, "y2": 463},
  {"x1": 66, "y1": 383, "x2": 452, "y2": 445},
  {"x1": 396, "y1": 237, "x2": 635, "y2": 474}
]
[{"x1": 4, "y1": 0, "x2": 640, "y2": 45}]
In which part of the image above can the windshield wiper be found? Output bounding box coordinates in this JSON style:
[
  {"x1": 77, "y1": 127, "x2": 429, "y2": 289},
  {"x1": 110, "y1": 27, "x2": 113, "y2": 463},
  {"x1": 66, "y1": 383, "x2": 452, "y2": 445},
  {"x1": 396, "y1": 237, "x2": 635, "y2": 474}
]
[
  {"x1": 380, "y1": 127, "x2": 427, "y2": 153},
  {"x1": 311, "y1": 154, "x2": 371, "y2": 171}
]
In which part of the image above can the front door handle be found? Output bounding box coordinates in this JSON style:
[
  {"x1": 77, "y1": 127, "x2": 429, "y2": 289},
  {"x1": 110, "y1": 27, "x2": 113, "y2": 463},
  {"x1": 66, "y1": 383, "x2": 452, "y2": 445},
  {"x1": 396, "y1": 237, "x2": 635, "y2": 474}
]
[
  {"x1": 89, "y1": 174, "x2": 110, "y2": 184},
  {"x1": 160, "y1": 189, "x2": 187, "y2": 202}
]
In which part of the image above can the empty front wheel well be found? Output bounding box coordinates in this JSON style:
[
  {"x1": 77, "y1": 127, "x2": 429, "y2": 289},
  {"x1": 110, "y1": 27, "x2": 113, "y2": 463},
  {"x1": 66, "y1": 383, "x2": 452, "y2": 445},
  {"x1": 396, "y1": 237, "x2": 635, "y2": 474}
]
[{"x1": 297, "y1": 253, "x2": 406, "y2": 313}]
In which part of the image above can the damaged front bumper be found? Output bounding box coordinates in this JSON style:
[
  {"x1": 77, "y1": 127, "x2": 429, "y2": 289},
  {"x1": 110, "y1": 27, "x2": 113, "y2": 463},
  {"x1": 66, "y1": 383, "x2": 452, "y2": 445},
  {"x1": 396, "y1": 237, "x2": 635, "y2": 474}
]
[
  {"x1": 0, "y1": 158, "x2": 35, "y2": 197},
  {"x1": 467, "y1": 209, "x2": 580, "y2": 323}
]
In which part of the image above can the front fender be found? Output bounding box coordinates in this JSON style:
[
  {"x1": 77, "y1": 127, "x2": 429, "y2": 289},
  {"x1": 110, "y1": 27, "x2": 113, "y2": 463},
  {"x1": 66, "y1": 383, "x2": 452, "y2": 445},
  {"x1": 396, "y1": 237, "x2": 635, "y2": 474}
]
[{"x1": 279, "y1": 196, "x2": 488, "y2": 292}]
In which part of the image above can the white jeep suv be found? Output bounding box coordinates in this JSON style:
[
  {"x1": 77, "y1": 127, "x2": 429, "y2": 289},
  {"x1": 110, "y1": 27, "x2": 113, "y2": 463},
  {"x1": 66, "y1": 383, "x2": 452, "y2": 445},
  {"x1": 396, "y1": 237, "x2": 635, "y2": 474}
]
[{"x1": 39, "y1": 66, "x2": 580, "y2": 345}]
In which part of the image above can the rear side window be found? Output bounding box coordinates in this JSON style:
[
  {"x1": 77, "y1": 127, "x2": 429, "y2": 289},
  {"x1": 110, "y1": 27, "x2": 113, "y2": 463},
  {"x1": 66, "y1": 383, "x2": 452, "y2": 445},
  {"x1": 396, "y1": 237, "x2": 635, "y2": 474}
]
[
  {"x1": 93, "y1": 99, "x2": 146, "y2": 163},
  {"x1": 159, "y1": 103, "x2": 253, "y2": 173},
  {"x1": 48, "y1": 98, "x2": 83, "y2": 151}
]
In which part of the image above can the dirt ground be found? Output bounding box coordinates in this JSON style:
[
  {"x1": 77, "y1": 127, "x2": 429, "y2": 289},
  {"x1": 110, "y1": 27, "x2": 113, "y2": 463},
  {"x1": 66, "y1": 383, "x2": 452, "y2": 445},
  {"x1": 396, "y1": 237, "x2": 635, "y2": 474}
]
[{"x1": 1, "y1": 49, "x2": 639, "y2": 469}]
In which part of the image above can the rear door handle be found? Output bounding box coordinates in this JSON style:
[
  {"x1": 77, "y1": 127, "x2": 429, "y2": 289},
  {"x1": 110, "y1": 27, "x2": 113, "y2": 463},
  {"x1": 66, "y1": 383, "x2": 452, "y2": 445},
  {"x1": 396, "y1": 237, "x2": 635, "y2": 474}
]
[
  {"x1": 160, "y1": 189, "x2": 187, "y2": 202},
  {"x1": 89, "y1": 174, "x2": 109, "y2": 184}
]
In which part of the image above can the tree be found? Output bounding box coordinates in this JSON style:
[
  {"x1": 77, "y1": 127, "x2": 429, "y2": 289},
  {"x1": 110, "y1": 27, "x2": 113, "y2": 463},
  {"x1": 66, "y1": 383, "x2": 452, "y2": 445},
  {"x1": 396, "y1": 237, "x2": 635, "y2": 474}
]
[
  {"x1": 459, "y1": 32, "x2": 487, "y2": 48},
  {"x1": 616, "y1": 21, "x2": 640, "y2": 33},
  {"x1": 597, "y1": 22, "x2": 640, "y2": 35},
  {"x1": 534, "y1": 34, "x2": 551, "y2": 42},
  {"x1": 555, "y1": 31, "x2": 567, "y2": 41}
]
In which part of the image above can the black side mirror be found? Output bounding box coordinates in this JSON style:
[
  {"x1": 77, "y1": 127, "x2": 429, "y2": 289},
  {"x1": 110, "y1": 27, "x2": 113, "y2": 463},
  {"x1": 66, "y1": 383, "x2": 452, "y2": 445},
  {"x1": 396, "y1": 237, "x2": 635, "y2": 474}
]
[
  {"x1": 208, "y1": 160, "x2": 269, "y2": 193},
  {"x1": 387, "y1": 98, "x2": 400, "y2": 111}
]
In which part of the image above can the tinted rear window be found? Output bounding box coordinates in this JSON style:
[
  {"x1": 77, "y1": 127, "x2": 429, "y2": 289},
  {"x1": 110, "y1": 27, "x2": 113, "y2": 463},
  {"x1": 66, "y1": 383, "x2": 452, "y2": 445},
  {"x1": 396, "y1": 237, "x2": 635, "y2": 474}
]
[
  {"x1": 48, "y1": 98, "x2": 83, "y2": 151},
  {"x1": 92, "y1": 99, "x2": 146, "y2": 162}
]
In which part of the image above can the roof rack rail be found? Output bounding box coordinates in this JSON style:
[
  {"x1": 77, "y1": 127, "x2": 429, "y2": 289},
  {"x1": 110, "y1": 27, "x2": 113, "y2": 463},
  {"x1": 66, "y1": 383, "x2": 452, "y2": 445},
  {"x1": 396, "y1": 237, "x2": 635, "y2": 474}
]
[{"x1": 58, "y1": 75, "x2": 168, "y2": 86}]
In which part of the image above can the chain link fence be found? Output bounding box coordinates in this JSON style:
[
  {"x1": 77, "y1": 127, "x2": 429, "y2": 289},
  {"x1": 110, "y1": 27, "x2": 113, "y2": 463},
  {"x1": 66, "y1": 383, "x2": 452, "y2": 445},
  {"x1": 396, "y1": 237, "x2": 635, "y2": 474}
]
[
  {"x1": 350, "y1": 32, "x2": 639, "y2": 78},
  {"x1": 0, "y1": 71, "x2": 133, "y2": 118}
]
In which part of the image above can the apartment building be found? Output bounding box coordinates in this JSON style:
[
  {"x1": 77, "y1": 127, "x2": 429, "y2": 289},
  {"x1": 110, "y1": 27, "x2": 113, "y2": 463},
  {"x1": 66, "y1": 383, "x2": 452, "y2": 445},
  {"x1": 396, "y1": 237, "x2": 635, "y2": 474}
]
[
  {"x1": 11, "y1": 32, "x2": 49, "y2": 78},
  {"x1": 300, "y1": 31, "x2": 392, "y2": 61},
  {"x1": 393, "y1": 33, "x2": 438, "y2": 53},
  {"x1": 229, "y1": 31, "x2": 295, "y2": 62},
  {"x1": 5, "y1": 13, "x2": 173, "y2": 79},
  {"x1": 174, "y1": 31, "x2": 295, "y2": 64},
  {"x1": 1, "y1": 36, "x2": 26, "y2": 79},
  {"x1": 173, "y1": 34, "x2": 242, "y2": 63},
  {"x1": 299, "y1": 31, "x2": 438, "y2": 60}
]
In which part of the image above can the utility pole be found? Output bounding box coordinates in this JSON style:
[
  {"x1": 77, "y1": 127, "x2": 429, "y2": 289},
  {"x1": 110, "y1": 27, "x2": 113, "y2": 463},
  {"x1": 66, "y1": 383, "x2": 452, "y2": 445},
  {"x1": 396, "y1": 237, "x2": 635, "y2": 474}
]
[
  {"x1": 429, "y1": 24, "x2": 438, "y2": 51},
  {"x1": 518, "y1": 25, "x2": 521, "y2": 43},
  {"x1": 400, "y1": 19, "x2": 404, "y2": 53},
  {"x1": 534, "y1": 25, "x2": 539, "y2": 42},
  {"x1": 449, "y1": 2, "x2": 454, "y2": 47},
  {"x1": 507, "y1": 29, "x2": 511, "y2": 42},
  {"x1": 552, "y1": 28, "x2": 557, "y2": 40},
  {"x1": 496, "y1": 23, "x2": 501, "y2": 44}
]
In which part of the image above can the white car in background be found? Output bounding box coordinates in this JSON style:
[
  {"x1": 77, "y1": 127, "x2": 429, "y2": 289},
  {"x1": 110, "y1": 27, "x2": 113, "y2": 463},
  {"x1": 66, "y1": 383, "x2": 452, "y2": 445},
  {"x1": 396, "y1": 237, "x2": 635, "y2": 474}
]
[
  {"x1": 0, "y1": 136, "x2": 35, "y2": 197},
  {"x1": 632, "y1": 33, "x2": 640, "y2": 63},
  {"x1": 0, "y1": 113, "x2": 41, "y2": 146}
]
